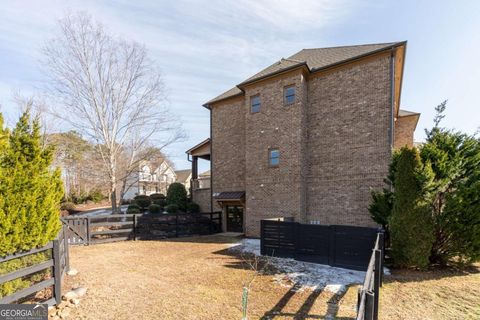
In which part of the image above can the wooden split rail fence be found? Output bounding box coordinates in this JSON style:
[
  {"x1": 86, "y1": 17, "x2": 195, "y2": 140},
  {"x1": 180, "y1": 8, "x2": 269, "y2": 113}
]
[{"x1": 0, "y1": 226, "x2": 70, "y2": 306}]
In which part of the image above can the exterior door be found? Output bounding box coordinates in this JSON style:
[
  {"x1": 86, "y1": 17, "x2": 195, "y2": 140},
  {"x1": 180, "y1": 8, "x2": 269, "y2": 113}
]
[{"x1": 226, "y1": 206, "x2": 243, "y2": 232}]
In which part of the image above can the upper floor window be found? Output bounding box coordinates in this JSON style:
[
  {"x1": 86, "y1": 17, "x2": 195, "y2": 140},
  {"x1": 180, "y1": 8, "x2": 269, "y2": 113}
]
[
  {"x1": 284, "y1": 86, "x2": 295, "y2": 105},
  {"x1": 269, "y1": 149, "x2": 280, "y2": 167},
  {"x1": 250, "y1": 95, "x2": 261, "y2": 113}
]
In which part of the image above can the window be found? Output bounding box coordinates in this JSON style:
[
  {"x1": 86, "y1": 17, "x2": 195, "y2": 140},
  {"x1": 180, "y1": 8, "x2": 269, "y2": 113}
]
[
  {"x1": 284, "y1": 86, "x2": 295, "y2": 105},
  {"x1": 269, "y1": 149, "x2": 280, "y2": 166},
  {"x1": 250, "y1": 95, "x2": 261, "y2": 113}
]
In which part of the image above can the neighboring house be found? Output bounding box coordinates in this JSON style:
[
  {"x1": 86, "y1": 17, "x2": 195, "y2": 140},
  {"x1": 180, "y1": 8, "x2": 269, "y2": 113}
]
[
  {"x1": 123, "y1": 159, "x2": 176, "y2": 199},
  {"x1": 187, "y1": 41, "x2": 420, "y2": 237},
  {"x1": 175, "y1": 169, "x2": 192, "y2": 194}
]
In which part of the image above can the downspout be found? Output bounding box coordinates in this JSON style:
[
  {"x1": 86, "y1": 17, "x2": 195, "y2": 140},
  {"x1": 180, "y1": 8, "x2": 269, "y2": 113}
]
[
  {"x1": 209, "y1": 106, "x2": 213, "y2": 213},
  {"x1": 389, "y1": 50, "x2": 395, "y2": 152},
  {"x1": 388, "y1": 50, "x2": 395, "y2": 192}
]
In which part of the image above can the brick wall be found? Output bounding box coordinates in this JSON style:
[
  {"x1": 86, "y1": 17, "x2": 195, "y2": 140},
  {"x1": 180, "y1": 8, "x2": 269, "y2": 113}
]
[
  {"x1": 394, "y1": 115, "x2": 418, "y2": 149},
  {"x1": 305, "y1": 55, "x2": 392, "y2": 227},
  {"x1": 192, "y1": 188, "x2": 211, "y2": 212},
  {"x1": 210, "y1": 55, "x2": 395, "y2": 237},
  {"x1": 243, "y1": 70, "x2": 308, "y2": 237}
]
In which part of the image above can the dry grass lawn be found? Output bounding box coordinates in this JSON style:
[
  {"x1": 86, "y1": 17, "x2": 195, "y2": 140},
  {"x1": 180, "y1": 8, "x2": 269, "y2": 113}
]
[
  {"x1": 63, "y1": 235, "x2": 356, "y2": 320},
  {"x1": 63, "y1": 235, "x2": 480, "y2": 320}
]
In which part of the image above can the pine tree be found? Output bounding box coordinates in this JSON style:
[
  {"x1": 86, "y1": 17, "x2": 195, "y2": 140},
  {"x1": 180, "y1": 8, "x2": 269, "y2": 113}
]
[
  {"x1": 0, "y1": 111, "x2": 63, "y2": 256},
  {"x1": 389, "y1": 147, "x2": 434, "y2": 268}
]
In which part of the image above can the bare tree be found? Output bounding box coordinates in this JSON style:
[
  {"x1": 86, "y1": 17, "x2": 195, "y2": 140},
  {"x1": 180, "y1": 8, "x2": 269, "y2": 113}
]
[
  {"x1": 41, "y1": 13, "x2": 183, "y2": 212},
  {"x1": 240, "y1": 254, "x2": 271, "y2": 320}
]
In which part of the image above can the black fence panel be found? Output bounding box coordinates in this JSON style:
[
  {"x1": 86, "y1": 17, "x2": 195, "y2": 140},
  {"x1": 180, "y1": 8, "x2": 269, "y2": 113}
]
[
  {"x1": 260, "y1": 220, "x2": 296, "y2": 258},
  {"x1": 295, "y1": 224, "x2": 330, "y2": 264},
  {"x1": 261, "y1": 220, "x2": 380, "y2": 271},
  {"x1": 332, "y1": 225, "x2": 378, "y2": 271}
]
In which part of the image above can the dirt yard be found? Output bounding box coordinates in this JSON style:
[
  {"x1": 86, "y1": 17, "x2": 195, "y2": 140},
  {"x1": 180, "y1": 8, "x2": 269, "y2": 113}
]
[{"x1": 63, "y1": 236, "x2": 480, "y2": 320}]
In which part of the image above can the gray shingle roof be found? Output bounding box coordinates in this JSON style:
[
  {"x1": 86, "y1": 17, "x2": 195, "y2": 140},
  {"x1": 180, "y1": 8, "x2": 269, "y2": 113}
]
[
  {"x1": 205, "y1": 42, "x2": 405, "y2": 106},
  {"x1": 214, "y1": 191, "x2": 245, "y2": 201}
]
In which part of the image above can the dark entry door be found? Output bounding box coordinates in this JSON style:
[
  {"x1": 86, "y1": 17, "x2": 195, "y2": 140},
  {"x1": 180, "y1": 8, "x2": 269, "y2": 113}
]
[{"x1": 226, "y1": 206, "x2": 243, "y2": 232}]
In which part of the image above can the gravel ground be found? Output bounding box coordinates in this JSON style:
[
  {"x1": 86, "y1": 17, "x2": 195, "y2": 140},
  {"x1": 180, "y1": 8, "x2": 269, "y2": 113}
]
[{"x1": 63, "y1": 235, "x2": 356, "y2": 319}]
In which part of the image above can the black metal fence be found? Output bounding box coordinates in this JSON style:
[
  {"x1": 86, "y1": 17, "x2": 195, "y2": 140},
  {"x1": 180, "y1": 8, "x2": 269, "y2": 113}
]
[
  {"x1": 356, "y1": 232, "x2": 384, "y2": 320},
  {"x1": 62, "y1": 212, "x2": 222, "y2": 245},
  {"x1": 260, "y1": 219, "x2": 380, "y2": 271},
  {"x1": 0, "y1": 226, "x2": 70, "y2": 306}
]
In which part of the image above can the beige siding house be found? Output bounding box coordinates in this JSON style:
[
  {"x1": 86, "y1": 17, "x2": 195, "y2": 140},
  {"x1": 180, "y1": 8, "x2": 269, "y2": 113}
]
[
  {"x1": 187, "y1": 42, "x2": 419, "y2": 237},
  {"x1": 123, "y1": 160, "x2": 176, "y2": 200}
]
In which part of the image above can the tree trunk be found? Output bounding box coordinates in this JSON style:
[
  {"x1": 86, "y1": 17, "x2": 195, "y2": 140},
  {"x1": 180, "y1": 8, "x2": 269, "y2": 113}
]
[{"x1": 110, "y1": 157, "x2": 118, "y2": 214}]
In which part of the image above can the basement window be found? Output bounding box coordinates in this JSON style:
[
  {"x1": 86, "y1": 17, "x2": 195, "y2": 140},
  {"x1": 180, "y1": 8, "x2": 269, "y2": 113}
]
[
  {"x1": 251, "y1": 95, "x2": 261, "y2": 113},
  {"x1": 269, "y1": 149, "x2": 280, "y2": 167},
  {"x1": 284, "y1": 86, "x2": 295, "y2": 105}
]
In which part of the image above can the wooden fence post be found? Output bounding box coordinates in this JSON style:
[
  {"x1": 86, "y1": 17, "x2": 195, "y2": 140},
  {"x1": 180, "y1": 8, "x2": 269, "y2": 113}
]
[
  {"x1": 373, "y1": 249, "x2": 381, "y2": 320},
  {"x1": 175, "y1": 214, "x2": 179, "y2": 238},
  {"x1": 134, "y1": 214, "x2": 138, "y2": 240},
  {"x1": 53, "y1": 239, "x2": 62, "y2": 305},
  {"x1": 62, "y1": 226, "x2": 70, "y2": 272},
  {"x1": 86, "y1": 217, "x2": 91, "y2": 245}
]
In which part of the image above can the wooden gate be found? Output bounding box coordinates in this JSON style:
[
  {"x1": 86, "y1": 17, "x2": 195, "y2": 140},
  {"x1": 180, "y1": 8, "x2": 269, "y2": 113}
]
[{"x1": 61, "y1": 217, "x2": 89, "y2": 244}]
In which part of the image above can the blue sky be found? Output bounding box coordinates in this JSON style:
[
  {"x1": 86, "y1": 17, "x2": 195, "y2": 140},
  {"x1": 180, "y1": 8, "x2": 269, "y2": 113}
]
[{"x1": 0, "y1": 1, "x2": 479, "y2": 171}]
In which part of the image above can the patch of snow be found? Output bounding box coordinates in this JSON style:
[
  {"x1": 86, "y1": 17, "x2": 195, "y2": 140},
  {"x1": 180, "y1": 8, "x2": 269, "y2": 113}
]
[{"x1": 229, "y1": 239, "x2": 365, "y2": 294}]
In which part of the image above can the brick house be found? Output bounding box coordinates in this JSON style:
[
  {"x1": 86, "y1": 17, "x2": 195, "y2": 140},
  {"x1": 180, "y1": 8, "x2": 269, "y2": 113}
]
[{"x1": 187, "y1": 42, "x2": 419, "y2": 237}]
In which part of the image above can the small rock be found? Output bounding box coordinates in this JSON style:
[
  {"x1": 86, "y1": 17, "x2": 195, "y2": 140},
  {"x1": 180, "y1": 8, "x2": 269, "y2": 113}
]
[
  {"x1": 72, "y1": 286, "x2": 87, "y2": 297},
  {"x1": 70, "y1": 298, "x2": 80, "y2": 306},
  {"x1": 63, "y1": 291, "x2": 78, "y2": 301},
  {"x1": 66, "y1": 268, "x2": 78, "y2": 276},
  {"x1": 59, "y1": 307, "x2": 71, "y2": 318}
]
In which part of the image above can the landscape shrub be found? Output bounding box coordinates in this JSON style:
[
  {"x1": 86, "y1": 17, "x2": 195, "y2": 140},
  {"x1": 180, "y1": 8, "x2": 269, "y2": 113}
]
[
  {"x1": 186, "y1": 202, "x2": 200, "y2": 213},
  {"x1": 166, "y1": 183, "x2": 187, "y2": 211},
  {"x1": 371, "y1": 102, "x2": 480, "y2": 267},
  {"x1": 148, "y1": 204, "x2": 162, "y2": 214},
  {"x1": 153, "y1": 198, "x2": 167, "y2": 208},
  {"x1": 149, "y1": 193, "x2": 165, "y2": 202},
  {"x1": 60, "y1": 202, "x2": 75, "y2": 212},
  {"x1": 126, "y1": 204, "x2": 141, "y2": 214},
  {"x1": 0, "y1": 111, "x2": 63, "y2": 256},
  {"x1": 165, "y1": 204, "x2": 179, "y2": 214},
  {"x1": 0, "y1": 111, "x2": 63, "y2": 298},
  {"x1": 133, "y1": 195, "x2": 151, "y2": 210},
  {"x1": 88, "y1": 189, "x2": 105, "y2": 203},
  {"x1": 389, "y1": 147, "x2": 434, "y2": 268}
]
